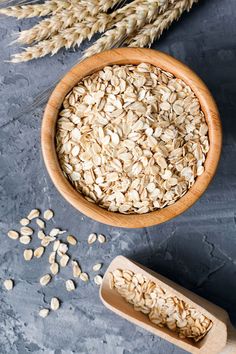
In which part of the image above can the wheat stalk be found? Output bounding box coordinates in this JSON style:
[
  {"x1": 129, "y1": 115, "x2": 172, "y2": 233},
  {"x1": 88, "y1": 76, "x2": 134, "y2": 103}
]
[
  {"x1": 11, "y1": 0, "x2": 161, "y2": 62},
  {"x1": 15, "y1": 0, "x2": 122, "y2": 45},
  {"x1": 128, "y1": 0, "x2": 199, "y2": 47},
  {"x1": 83, "y1": 1, "x2": 164, "y2": 59},
  {"x1": 0, "y1": 0, "x2": 70, "y2": 18}
]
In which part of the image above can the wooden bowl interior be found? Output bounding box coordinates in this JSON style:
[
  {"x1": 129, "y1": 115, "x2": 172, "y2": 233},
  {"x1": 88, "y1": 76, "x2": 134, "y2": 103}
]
[
  {"x1": 100, "y1": 256, "x2": 228, "y2": 354},
  {"x1": 41, "y1": 48, "x2": 222, "y2": 228}
]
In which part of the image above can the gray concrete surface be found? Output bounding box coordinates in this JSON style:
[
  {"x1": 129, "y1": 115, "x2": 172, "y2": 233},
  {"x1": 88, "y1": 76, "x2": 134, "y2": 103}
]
[{"x1": 0, "y1": 0, "x2": 236, "y2": 353}]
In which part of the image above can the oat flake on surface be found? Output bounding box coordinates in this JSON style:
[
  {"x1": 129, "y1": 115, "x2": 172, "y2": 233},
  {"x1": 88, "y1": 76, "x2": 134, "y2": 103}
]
[
  {"x1": 27, "y1": 209, "x2": 40, "y2": 220},
  {"x1": 50, "y1": 297, "x2": 60, "y2": 311},
  {"x1": 44, "y1": 209, "x2": 54, "y2": 220},
  {"x1": 20, "y1": 218, "x2": 29, "y2": 226},
  {"x1": 39, "y1": 308, "x2": 49, "y2": 318},
  {"x1": 7, "y1": 230, "x2": 19, "y2": 240},
  {"x1": 65, "y1": 279, "x2": 75, "y2": 291},
  {"x1": 24, "y1": 249, "x2": 33, "y2": 261},
  {"x1": 40, "y1": 274, "x2": 51, "y2": 286},
  {"x1": 56, "y1": 63, "x2": 209, "y2": 214},
  {"x1": 3, "y1": 279, "x2": 14, "y2": 291}
]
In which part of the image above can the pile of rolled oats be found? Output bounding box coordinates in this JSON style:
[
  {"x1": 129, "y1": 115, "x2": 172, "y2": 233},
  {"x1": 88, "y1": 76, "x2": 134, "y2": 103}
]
[
  {"x1": 109, "y1": 269, "x2": 212, "y2": 342},
  {"x1": 56, "y1": 63, "x2": 209, "y2": 214}
]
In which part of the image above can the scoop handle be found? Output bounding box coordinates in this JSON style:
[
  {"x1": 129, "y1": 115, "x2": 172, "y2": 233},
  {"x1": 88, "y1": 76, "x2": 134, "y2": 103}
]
[{"x1": 220, "y1": 323, "x2": 236, "y2": 354}]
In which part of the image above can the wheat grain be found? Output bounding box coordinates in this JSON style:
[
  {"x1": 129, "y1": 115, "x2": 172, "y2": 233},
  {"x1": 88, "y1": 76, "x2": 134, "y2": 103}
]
[
  {"x1": 0, "y1": 0, "x2": 70, "y2": 19},
  {"x1": 128, "y1": 0, "x2": 199, "y2": 48},
  {"x1": 81, "y1": 0, "x2": 124, "y2": 16}
]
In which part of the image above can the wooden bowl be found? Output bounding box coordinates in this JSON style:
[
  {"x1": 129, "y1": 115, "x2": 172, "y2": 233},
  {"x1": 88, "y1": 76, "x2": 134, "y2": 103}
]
[{"x1": 41, "y1": 48, "x2": 222, "y2": 228}]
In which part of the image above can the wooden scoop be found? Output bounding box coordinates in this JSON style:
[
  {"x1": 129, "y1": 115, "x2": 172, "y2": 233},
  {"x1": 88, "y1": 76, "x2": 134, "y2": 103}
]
[{"x1": 100, "y1": 256, "x2": 236, "y2": 354}]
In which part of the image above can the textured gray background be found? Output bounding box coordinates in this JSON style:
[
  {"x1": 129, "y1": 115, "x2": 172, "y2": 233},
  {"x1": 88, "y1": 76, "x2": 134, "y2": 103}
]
[{"x1": 0, "y1": 0, "x2": 236, "y2": 353}]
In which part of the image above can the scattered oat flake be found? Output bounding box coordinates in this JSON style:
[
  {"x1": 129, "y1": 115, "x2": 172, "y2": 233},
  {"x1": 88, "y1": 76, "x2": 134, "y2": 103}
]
[
  {"x1": 94, "y1": 275, "x2": 103, "y2": 286},
  {"x1": 40, "y1": 274, "x2": 51, "y2": 286},
  {"x1": 44, "y1": 209, "x2": 54, "y2": 220},
  {"x1": 27, "y1": 209, "x2": 40, "y2": 220},
  {"x1": 60, "y1": 254, "x2": 70, "y2": 267},
  {"x1": 38, "y1": 230, "x2": 46, "y2": 240},
  {"x1": 49, "y1": 228, "x2": 60, "y2": 237},
  {"x1": 98, "y1": 234, "x2": 106, "y2": 243},
  {"x1": 36, "y1": 218, "x2": 45, "y2": 229},
  {"x1": 88, "y1": 233, "x2": 97, "y2": 244},
  {"x1": 80, "y1": 272, "x2": 89, "y2": 282},
  {"x1": 3, "y1": 279, "x2": 14, "y2": 291},
  {"x1": 67, "y1": 235, "x2": 77, "y2": 246},
  {"x1": 50, "y1": 262, "x2": 59, "y2": 275},
  {"x1": 7, "y1": 230, "x2": 19, "y2": 240},
  {"x1": 93, "y1": 263, "x2": 102, "y2": 272},
  {"x1": 19, "y1": 235, "x2": 31, "y2": 245},
  {"x1": 58, "y1": 243, "x2": 68, "y2": 254},
  {"x1": 49, "y1": 251, "x2": 56, "y2": 264},
  {"x1": 20, "y1": 226, "x2": 33, "y2": 236},
  {"x1": 24, "y1": 249, "x2": 33, "y2": 261},
  {"x1": 72, "y1": 260, "x2": 81, "y2": 277},
  {"x1": 34, "y1": 246, "x2": 45, "y2": 258},
  {"x1": 39, "y1": 308, "x2": 49, "y2": 318},
  {"x1": 53, "y1": 240, "x2": 60, "y2": 252},
  {"x1": 50, "y1": 297, "x2": 60, "y2": 311},
  {"x1": 66, "y1": 279, "x2": 75, "y2": 291},
  {"x1": 20, "y1": 218, "x2": 29, "y2": 226},
  {"x1": 41, "y1": 236, "x2": 55, "y2": 247}
]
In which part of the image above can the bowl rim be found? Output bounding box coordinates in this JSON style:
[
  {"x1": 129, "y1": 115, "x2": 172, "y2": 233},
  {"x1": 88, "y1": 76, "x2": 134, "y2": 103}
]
[{"x1": 41, "y1": 48, "x2": 222, "y2": 228}]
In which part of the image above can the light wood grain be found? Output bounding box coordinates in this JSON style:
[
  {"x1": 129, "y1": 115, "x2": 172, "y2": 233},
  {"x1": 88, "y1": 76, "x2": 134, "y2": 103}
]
[
  {"x1": 100, "y1": 256, "x2": 235, "y2": 354},
  {"x1": 41, "y1": 48, "x2": 222, "y2": 228}
]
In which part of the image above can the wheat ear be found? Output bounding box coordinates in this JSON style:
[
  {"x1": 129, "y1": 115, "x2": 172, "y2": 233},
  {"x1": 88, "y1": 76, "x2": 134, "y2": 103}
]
[
  {"x1": 0, "y1": 0, "x2": 70, "y2": 19},
  {"x1": 128, "y1": 0, "x2": 199, "y2": 47},
  {"x1": 11, "y1": 14, "x2": 112, "y2": 63},
  {"x1": 11, "y1": 0, "x2": 155, "y2": 62},
  {"x1": 83, "y1": 1, "x2": 164, "y2": 59},
  {"x1": 15, "y1": 0, "x2": 122, "y2": 45}
]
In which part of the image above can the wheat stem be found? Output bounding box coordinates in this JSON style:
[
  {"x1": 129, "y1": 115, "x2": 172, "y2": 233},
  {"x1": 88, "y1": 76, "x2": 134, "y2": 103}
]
[
  {"x1": 128, "y1": 0, "x2": 199, "y2": 48},
  {"x1": 0, "y1": 0, "x2": 70, "y2": 18}
]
